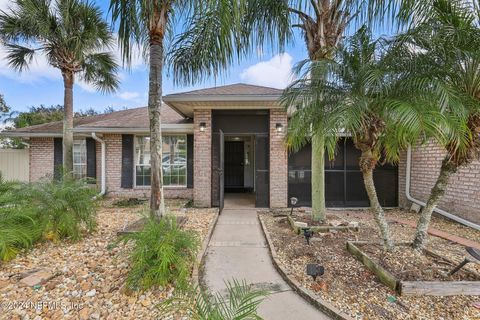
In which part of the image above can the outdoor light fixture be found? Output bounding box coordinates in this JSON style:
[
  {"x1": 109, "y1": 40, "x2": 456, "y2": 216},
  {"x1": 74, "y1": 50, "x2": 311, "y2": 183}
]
[
  {"x1": 302, "y1": 227, "x2": 314, "y2": 245},
  {"x1": 275, "y1": 123, "x2": 284, "y2": 133},
  {"x1": 290, "y1": 197, "x2": 298, "y2": 216},
  {"x1": 306, "y1": 263, "x2": 325, "y2": 281},
  {"x1": 199, "y1": 122, "x2": 206, "y2": 132}
]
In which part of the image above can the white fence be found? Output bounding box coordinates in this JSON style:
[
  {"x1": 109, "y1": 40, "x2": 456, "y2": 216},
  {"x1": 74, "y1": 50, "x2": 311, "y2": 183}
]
[{"x1": 0, "y1": 149, "x2": 29, "y2": 182}]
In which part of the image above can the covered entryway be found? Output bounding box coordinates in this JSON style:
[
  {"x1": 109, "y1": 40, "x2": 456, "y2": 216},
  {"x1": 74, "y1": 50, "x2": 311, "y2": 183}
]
[
  {"x1": 288, "y1": 138, "x2": 398, "y2": 207},
  {"x1": 212, "y1": 110, "x2": 269, "y2": 209}
]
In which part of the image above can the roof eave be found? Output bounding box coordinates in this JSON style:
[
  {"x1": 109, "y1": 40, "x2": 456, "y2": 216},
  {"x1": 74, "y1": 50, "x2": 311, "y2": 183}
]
[
  {"x1": 0, "y1": 123, "x2": 195, "y2": 137},
  {"x1": 163, "y1": 94, "x2": 281, "y2": 102}
]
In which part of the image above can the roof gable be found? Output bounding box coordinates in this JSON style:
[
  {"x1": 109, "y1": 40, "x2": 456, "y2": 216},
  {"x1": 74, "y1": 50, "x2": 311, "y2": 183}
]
[{"x1": 165, "y1": 83, "x2": 282, "y2": 97}]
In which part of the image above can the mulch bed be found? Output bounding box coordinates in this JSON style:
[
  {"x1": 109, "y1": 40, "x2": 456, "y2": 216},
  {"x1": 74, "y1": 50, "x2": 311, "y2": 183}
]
[
  {"x1": 261, "y1": 208, "x2": 480, "y2": 320},
  {"x1": 0, "y1": 198, "x2": 217, "y2": 320}
]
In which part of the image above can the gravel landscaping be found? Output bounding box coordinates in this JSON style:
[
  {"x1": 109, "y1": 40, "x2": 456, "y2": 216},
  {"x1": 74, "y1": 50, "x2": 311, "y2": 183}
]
[
  {"x1": 0, "y1": 199, "x2": 217, "y2": 320},
  {"x1": 260, "y1": 208, "x2": 480, "y2": 320}
]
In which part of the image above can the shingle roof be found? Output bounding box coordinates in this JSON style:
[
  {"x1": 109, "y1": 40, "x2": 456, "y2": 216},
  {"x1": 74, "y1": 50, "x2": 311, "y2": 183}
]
[
  {"x1": 11, "y1": 104, "x2": 188, "y2": 134},
  {"x1": 165, "y1": 83, "x2": 283, "y2": 97}
]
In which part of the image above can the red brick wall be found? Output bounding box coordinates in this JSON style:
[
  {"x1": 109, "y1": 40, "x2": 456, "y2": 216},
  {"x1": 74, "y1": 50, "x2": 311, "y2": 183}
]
[
  {"x1": 28, "y1": 134, "x2": 192, "y2": 199},
  {"x1": 29, "y1": 137, "x2": 54, "y2": 181},
  {"x1": 398, "y1": 140, "x2": 480, "y2": 224},
  {"x1": 193, "y1": 110, "x2": 212, "y2": 207},
  {"x1": 269, "y1": 110, "x2": 288, "y2": 208}
]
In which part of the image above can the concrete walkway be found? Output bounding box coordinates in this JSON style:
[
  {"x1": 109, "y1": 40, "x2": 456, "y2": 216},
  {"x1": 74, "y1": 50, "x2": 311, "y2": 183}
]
[{"x1": 202, "y1": 195, "x2": 330, "y2": 319}]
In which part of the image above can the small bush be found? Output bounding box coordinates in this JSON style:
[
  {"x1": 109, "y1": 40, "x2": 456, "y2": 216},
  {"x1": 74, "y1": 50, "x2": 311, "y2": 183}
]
[
  {"x1": 26, "y1": 177, "x2": 98, "y2": 241},
  {"x1": 0, "y1": 176, "x2": 42, "y2": 261},
  {"x1": 160, "y1": 279, "x2": 268, "y2": 320},
  {"x1": 122, "y1": 215, "x2": 200, "y2": 291},
  {"x1": 0, "y1": 174, "x2": 97, "y2": 261}
]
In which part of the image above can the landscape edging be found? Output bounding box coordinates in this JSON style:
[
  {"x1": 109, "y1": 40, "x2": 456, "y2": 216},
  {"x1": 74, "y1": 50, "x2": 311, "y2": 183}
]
[
  {"x1": 258, "y1": 213, "x2": 354, "y2": 320},
  {"x1": 192, "y1": 209, "x2": 220, "y2": 287}
]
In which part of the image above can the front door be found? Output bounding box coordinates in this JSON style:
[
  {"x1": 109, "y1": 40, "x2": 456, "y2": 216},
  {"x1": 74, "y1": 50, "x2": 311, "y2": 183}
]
[
  {"x1": 219, "y1": 130, "x2": 225, "y2": 213},
  {"x1": 224, "y1": 141, "x2": 244, "y2": 190}
]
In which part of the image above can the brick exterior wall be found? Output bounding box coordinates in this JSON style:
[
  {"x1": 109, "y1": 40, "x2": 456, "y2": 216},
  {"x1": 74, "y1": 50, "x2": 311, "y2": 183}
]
[
  {"x1": 193, "y1": 109, "x2": 212, "y2": 207},
  {"x1": 29, "y1": 137, "x2": 54, "y2": 181},
  {"x1": 27, "y1": 134, "x2": 192, "y2": 200},
  {"x1": 398, "y1": 140, "x2": 480, "y2": 224},
  {"x1": 269, "y1": 110, "x2": 288, "y2": 208}
]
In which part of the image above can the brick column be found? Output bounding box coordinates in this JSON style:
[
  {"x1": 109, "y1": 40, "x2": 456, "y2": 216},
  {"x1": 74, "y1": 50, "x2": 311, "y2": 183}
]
[
  {"x1": 29, "y1": 137, "x2": 54, "y2": 182},
  {"x1": 194, "y1": 109, "x2": 212, "y2": 207},
  {"x1": 269, "y1": 109, "x2": 288, "y2": 208},
  {"x1": 104, "y1": 134, "x2": 122, "y2": 194}
]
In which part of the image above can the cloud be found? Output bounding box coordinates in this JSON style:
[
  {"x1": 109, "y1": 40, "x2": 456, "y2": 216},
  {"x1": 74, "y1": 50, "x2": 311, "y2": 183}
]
[
  {"x1": 0, "y1": 46, "x2": 61, "y2": 83},
  {"x1": 240, "y1": 53, "x2": 294, "y2": 89},
  {"x1": 118, "y1": 91, "x2": 140, "y2": 100},
  {"x1": 0, "y1": 32, "x2": 145, "y2": 85}
]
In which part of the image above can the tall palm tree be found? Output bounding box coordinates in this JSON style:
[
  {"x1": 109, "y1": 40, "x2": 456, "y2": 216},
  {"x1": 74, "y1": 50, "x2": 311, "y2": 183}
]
[
  {"x1": 171, "y1": 0, "x2": 399, "y2": 222},
  {"x1": 109, "y1": 0, "x2": 279, "y2": 220},
  {"x1": 282, "y1": 27, "x2": 445, "y2": 250},
  {"x1": 394, "y1": 0, "x2": 480, "y2": 249},
  {"x1": 0, "y1": 0, "x2": 119, "y2": 176}
]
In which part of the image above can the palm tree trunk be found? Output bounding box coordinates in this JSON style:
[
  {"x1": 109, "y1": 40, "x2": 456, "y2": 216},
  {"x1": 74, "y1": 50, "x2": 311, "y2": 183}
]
[
  {"x1": 412, "y1": 158, "x2": 457, "y2": 250},
  {"x1": 312, "y1": 131, "x2": 326, "y2": 222},
  {"x1": 361, "y1": 150, "x2": 394, "y2": 250},
  {"x1": 148, "y1": 39, "x2": 166, "y2": 221},
  {"x1": 62, "y1": 70, "x2": 74, "y2": 178}
]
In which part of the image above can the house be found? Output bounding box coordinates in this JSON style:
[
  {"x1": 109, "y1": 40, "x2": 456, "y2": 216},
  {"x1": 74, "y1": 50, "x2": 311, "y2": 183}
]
[{"x1": 2, "y1": 83, "x2": 479, "y2": 225}]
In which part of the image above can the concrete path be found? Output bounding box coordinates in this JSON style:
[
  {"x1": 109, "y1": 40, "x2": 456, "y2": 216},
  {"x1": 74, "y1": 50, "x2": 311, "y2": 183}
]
[{"x1": 202, "y1": 195, "x2": 330, "y2": 319}]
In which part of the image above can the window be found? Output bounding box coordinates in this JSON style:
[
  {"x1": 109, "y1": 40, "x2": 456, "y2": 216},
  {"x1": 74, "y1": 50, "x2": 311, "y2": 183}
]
[
  {"x1": 73, "y1": 140, "x2": 87, "y2": 179},
  {"x1": 135, "y1": 136, "x2": 151, "y2": 186},
  {"x1": 135, "y1": 135, "x2": 187, "y2": 187}
]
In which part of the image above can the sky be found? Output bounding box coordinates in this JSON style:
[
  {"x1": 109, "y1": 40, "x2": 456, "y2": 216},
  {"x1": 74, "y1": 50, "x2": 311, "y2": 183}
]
[{"x1": 0, "y1": 0, "x2": 390, "y2": 114}]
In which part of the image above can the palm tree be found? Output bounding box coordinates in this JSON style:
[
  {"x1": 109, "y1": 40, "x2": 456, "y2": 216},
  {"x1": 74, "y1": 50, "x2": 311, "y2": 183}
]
[
  {"x1": 109, "y1": 0, "x2": 294, "y2": 220},
  {"x1": 394, "y1": 0, "x2": 480, "y2": 249},
  {"x1": 171, "y1": 0, "x2": 400, "y2": 222},
  {"x1": 0, "y1": 0, "x2": 119, "y2": 176},
  {"x1": 282, "y1": 27, "x2": 445, "y2": 250}
]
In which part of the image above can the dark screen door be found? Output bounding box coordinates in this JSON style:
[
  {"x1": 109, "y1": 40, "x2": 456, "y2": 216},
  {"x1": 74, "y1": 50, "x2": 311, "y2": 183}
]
[
  {"x1": 219, "y1": 130, "x2": 224, "y2": 213},
  {"x1": 224, "y1": 141, "x2": 244, "y2": 188},
  {"x1": 255, "y1": 134, "x2": 269, "y2": 207}
]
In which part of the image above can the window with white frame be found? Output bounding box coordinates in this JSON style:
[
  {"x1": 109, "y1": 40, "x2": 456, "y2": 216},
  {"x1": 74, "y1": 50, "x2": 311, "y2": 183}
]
[
  {"x1": 135, "y1": 135, "x2": 187, "y2": 187},
  {"x1": 73, "y1": 140, "x2": 87, "y2": 179}
]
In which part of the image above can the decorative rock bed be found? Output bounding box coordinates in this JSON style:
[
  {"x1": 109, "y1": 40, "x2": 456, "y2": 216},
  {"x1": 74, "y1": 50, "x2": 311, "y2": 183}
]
[{"x1": 0, "y1": 199, "x2": 218, "y2": 320}]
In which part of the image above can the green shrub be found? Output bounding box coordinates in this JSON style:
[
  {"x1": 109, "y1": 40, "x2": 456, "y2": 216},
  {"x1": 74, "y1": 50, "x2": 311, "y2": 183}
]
[
  {"x1": 26, "y1": 177, "x2": 98, "y2": 241},
  {"x1": 0, "y1": 174, "x2": 97, "y2": 261},
  {"x1": 122, "y1": 215, "x2": 200, "y2": 291},
  {"x1": 0, "y1": 175, "x2": 43, "y2": 261},
  {"x1": 160, "y1": 279, "x2": 268, "y2": 320}
]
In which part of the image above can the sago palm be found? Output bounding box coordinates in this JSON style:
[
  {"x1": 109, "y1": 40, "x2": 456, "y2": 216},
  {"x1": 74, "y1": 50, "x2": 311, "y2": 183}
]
[
  {"x1": 282, "y1": 27, "x2": 445, "y2": 250},
  {"x1": 393, "y1": 0, "x2": 480, "y2": 249},
  {"x1": 0, "y1": 0, "x2": 119, "y2": 175}
]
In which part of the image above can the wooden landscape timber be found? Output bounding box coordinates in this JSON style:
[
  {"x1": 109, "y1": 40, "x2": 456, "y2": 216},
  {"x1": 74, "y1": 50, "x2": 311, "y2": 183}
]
[{"x1": 346, "y1": 241, "x2": 480, "y2": 296}]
